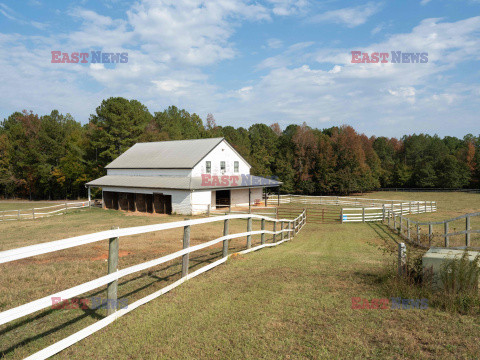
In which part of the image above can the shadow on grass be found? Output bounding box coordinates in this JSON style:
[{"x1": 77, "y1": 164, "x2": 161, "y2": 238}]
[{"x1": 0, "y1": 241, "x2": 253, "y2": 357}]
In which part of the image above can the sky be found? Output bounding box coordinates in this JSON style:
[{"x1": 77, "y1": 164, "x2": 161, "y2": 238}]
[{"x1": 0, "y1": 0, "x2": 479, "y2": 138}]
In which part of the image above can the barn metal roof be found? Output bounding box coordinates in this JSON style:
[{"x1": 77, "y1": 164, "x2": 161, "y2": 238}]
[
  {"x1": 86, "y1": 175, "x2": 281, "y2": 190},
  {"x1": 105, "y1": 138, "x2": 225, "y2": 169}
]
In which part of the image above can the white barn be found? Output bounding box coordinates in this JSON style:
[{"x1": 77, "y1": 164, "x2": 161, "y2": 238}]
[{"x1": 86, "y1": 138, "x2": 281, "y2": 215}]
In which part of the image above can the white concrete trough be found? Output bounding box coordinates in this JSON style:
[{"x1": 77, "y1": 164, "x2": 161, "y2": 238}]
[{"x1": 422, "y1": 247, "x2": 480, "y2": 289}]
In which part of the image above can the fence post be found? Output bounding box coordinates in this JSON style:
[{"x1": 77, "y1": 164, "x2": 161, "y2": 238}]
[
  {"x1": 409, "y1": 201, "x2": 412, "y2": 214},
  {"x1": 18, "y1": 209, "x2": 20, "y2": 220},
  {"x1": 107, "y1": 226, "x2": 119, "y2": 316},
  {"x1": 444, "y1": 221, "x2": 449, "y2": 247},
  {"x1": 400, "y1": 215, "x2": 403, "y2": 235},
  {"x1": 424, "y1": 201, "x2": 427, "y2": 213},
  {"x1": 207, "y1": 204, "x2": 210, "y2": 217},
  {"x1": 32, "y1": 208, "x2": 35, "y2": 221},
  {"x1": 340, "y1": 208, "x2": 344, "y2": 224},
  {"x1": 275, "y1": 207, "x2": 278, "y2": 219},
  {"x1": 417, "y1": 202, "x2": 420, "y2": 214},
  {"x1": 416, "y1": 224, "x2": 420, "y2": 245},
  {"x1": 382, "y1": 205, "x2": 385, "y2": 222},
  {"x1": 466, "y1": 215, "x2": 471, "y2": 247},
  {"x1": 407, "y1": 219, "x2": 411, "y2": 241},
  {"x1": 400, "y1": 203, "x2": 403, "y2": 215},
  {"x1": 388, "y1": 210, "x2": 391, "y2": 227},
  {"x1": 393, "y1": 213, "x2": 396, "y2": 231},
  {"x1": 398, "y1": 242, "x2": 406, "y2": 277},
  {"x1": 362, "y1": 207, "x2": 365, "y2": 223},
  {"x1": 303, "y1": 208, "x2": 306, "y2": 226},
  {"x1": 280, "y1": 221, "x2": 284, "y2": 241},
  {"x1": 65, "y1": 201, "x2": 68, "y2": 215},
  {"x1": 223, "y1": 214, "x2": 229, "y2": 258},
  {"x1": 273, "y1": 221, "x2": 276, "y2": 243},
  {"x1": 261, "y1": 218, "x2": 266, "y2": 244},
  {"x1": 182, "y1": 219, "x2": 190, "y2": 277},
  {"x1": 288, "y1": 221, "x2": 291, "y2": 240},
  {"x1": 247, "y1": 216, "x2": 252, "y2": 249}
]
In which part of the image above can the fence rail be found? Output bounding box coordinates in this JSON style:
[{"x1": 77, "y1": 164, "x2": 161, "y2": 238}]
[
  {"x1": 341, "y1": 201, "x2": 437, "y2": 223},
  {"x1": 0, "y1": 210, "x2": 306, "y2": 359},
  {"x1": 0, "y1": 201, "x2": 92, "y2": 222},
  {"x1": 384, "y1": 210, "x2": 480, "y2": 248}
]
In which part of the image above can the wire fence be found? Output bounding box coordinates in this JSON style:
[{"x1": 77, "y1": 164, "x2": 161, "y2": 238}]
[{"x1": 385, "y1": 210, "x2": 480, "y2": 249}]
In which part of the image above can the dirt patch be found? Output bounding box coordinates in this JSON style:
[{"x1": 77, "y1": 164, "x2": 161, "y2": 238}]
[{"x1": 91, "y1": 250, "x2": 132, "y2": 261}]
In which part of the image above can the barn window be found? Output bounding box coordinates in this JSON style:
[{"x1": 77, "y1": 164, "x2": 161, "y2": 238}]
[
  {"x1": 206, "y1": 161, "x2": 211, "y2": 173},
  {"x1": 234, "y1": 161, "x2": 239, "y2": 173},
  {"x1": 220, "y1": 161, "x2": 225, "y2": 172}
]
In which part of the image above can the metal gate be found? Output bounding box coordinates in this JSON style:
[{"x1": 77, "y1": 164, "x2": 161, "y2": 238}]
[{"x1": 277, "y1": 206, "x2": 340, "y2": 224}]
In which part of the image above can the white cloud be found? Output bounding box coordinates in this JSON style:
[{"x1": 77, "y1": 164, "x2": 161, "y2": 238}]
[
  {"x1": 310, "y1": 2, "x2": 382, "y2": 28},
  {"x1": 267, "y1": 0, "x2": 309, "y2": 16},
  {"x1": 266, "y1": 38, "x2": 283, "y2": 49},
  {"x1": 420, "y1": 0, "x2": 432, "y2": 5}
]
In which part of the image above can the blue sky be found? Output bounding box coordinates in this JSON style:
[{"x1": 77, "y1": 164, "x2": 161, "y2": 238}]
[{"x1": 0, "y1": 0, "x2": 479, "y2": 138}]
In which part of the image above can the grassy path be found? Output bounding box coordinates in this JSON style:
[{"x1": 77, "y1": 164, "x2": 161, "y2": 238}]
[{"x1": 55, "y1": 222, "x2": 480, "y2": 359}]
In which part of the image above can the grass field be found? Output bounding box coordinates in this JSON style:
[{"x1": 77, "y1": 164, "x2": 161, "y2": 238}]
[{"x1": 0, "y1": 192, "x2": 479, "y2": 359}]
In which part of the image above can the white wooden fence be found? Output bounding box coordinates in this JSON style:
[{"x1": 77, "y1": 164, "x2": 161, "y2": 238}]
[
  {"x1": 0, "y1": 210, "x2": 306, "y2": 359},
  {"x1": 0, "y1": 201, "x2": 91, "y2": 222},
  {"x1": 341, "y1": 201, "x2": 437, "y2": 223},
  {"x1": 266, "y1": 194, "x2": 437, "y2": 223}
]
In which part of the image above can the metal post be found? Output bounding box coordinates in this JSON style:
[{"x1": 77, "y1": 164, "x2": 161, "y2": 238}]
[
  {"x1": 88, "y1": 186, "x2": 91, "y2": 208},
  {"x1": 107, "y1": 226, "x2": 119, "y2": 316},
  {"x1": 444, "y1": 221, "x2": 449, "y2": 247},
  {"x1": 182, "y1": 219, "x2": 190, "y2": 277},
  {"x1": 466, "y1": 215, "x2": 471, "y2": 247},
  {"x1": 388, "y1": 210, "x2": 391, "y2": 227},
  {"x1": 398, "y1": 242, "x2": 406, "y2": 277},
  {"x1": 393, "y1": 213, "x2": 396, "y2": 231},
  {"x1": 247, "y1": 216, "x2": 252, "y2": 249},
  {"x1": 362, "y1": 207, "x2": 365, "y2": 223},
  {"x1": 261, "y1": 218, "x2": 265, "y2": 244},
  {"x1": 223, "y1": 214, "x2": 229, "y2": 258}
]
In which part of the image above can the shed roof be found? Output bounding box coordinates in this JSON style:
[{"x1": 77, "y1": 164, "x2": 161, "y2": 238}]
[
  {"x1": 105, "y1": 138, "x2": 225, "y2": 169},
  {"x1": 86, "y1": 175, "x2": 281, "y2": 190}
]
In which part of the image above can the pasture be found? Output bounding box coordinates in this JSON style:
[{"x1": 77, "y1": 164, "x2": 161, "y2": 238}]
[{"x1": 0, "y1": 192, "x2": 479, "y2": 359}]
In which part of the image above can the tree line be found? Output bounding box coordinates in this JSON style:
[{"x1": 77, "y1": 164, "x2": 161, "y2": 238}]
[{"x1": 0, "y1": 97, "x2": 478, "y2": 199}]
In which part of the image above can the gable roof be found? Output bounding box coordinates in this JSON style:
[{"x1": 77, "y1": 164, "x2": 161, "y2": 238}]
[{"x1": 106, "y1": 138, "x2": 225, "y2": 169}]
